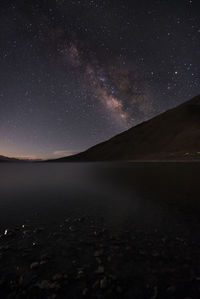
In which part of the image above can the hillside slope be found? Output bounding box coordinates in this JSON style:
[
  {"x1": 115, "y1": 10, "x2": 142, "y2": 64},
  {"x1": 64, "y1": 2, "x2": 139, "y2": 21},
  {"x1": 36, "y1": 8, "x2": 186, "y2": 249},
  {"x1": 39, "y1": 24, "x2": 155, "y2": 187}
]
[{"x1": 51, "y1": 95, "x2": 200, "y2": 161}]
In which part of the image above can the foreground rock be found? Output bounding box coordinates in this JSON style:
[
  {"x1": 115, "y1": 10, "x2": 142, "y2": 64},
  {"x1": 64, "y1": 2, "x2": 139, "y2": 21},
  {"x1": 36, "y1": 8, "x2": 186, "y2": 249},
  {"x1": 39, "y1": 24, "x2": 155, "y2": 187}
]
[{"x1": 0, "y1": 214, "x2": 200, "y2": 298}]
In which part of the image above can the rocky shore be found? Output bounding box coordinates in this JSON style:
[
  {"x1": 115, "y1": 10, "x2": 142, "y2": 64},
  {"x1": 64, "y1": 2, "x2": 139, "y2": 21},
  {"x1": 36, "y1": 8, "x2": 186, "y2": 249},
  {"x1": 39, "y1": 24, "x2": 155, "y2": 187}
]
[{"x1": 1, "y1": 213, "x2": 200, "y2": 299}]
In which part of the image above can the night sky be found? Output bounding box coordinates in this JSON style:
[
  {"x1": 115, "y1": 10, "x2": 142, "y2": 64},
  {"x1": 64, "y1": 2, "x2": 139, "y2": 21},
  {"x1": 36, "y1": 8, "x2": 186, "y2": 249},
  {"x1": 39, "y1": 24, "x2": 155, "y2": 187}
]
[{"x1": 0, "y1": 0, "x2": 200, "y2": 159}]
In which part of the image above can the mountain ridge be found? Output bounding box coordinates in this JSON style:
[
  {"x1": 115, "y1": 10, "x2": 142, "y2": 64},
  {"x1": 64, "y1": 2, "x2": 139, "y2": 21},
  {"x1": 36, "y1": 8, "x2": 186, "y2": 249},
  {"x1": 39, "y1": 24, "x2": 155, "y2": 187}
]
[{"x1": 48, "y1": 95, "x2": 200, "y2": 162}]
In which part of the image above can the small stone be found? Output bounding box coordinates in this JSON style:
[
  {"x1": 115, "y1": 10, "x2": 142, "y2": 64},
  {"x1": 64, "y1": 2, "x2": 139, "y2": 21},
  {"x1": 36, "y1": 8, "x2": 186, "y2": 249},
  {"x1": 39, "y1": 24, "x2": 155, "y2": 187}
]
[
  {"x1": 94, "y1": 249, "x2": 103, "y2": 257},
  {"x1": 69, "y1": 226, "x2": 76, "y2": 232},
  {"x1": 100, "y1": 277, "x2": 107, "y2": 289},
  {"x1": 95, "y1": 266, "x2": 104, "y2": 274},
  {"x1": 176, "y1": 237, "x2": 184, "y2": 242},
  {"x1": 151, "y1": 286, "x2": 158, "y2": 299},
  {"x1": 92, "y1": 280, "x2": 99, "y2": 289},
  {"x1": 18, "y1": 273, "x2": 33, "y2": 286},
  {"x1": 77, "y1": 269, "x2": 84, "y2": 279},
  {"x1": 36, "y1": 280, "x2": 59, "y2": 290},
  {"x1": 82, "y1": 288, "x2": 88, "y2": 295},
  {"x1": 23, "y1": 230, "x2": 31, "y2": 236},
  {"x1": 40, "y1": 253, "x2": 50, "y2": 260},
  {"x1": 78, "y1": 217, "x2": 85, "y2": 222},
  {"x1": 52, "y1": 273, "x2": 63, "y2": 281},
  {"x1": 4, "y1": 229, "x2": 15, "y2": 237},
  {"x1": 64, "y1": 218, "x2": 70, "y2": 223},
  {"x1": 30, "y1": 262, "x2": 39, "y2": 269}
]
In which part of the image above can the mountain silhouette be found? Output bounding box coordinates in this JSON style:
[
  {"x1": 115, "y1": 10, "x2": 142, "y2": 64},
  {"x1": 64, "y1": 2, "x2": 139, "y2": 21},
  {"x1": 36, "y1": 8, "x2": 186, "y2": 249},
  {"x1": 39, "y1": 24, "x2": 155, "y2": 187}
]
[
  {"x1": 51, "y1": 94, "x2": 200, "y2": 161},
  {"x1": 0, "y1": 155, "x2": 21, "y2": 162}
]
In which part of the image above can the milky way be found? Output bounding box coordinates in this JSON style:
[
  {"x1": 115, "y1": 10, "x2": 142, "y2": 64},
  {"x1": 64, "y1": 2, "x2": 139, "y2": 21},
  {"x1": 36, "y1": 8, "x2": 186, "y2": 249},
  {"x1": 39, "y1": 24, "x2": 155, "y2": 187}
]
[
  {"x1": 50, "y1": 30, "x2": 153, "y2": 126},
  {"x1": 0, "y1": 0, "x2": 200, "y2": 159}
]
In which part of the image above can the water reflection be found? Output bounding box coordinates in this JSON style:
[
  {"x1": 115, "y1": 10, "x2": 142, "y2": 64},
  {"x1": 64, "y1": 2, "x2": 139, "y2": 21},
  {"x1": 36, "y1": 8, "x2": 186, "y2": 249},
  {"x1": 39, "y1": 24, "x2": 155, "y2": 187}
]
[{"x1": 0, "y1": 162, "x2": 200, "y2": 232}]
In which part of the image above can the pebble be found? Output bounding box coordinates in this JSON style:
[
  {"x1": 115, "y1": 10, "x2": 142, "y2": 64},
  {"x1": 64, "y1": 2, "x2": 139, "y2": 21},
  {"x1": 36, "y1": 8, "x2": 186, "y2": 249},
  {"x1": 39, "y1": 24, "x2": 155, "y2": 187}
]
[
  {"x1": 94, "y1": 249, "x2": 103, "y2": 257},
  {"x1": 95, "y1": 266, "x2": 104, "y2": 274},
  {"x1": 64, "y1": 218, "x2": 70, "y2": 223},
  {"x1": 82, "y1": 288, "x2": 88, "y2": 295},
  {"x1": 151, "y1": 286, "x2": 158, "y2": 299},
  {"x1": 52, "y1": 273, "x2": 64, "y2": 281},
  {"x1": 77, "y1": 269, "x2": 84, "y2": 278},
  {"x1": 40, "y1": 253, "x2": 50, "y2": 260},
  {"x1": 69, "y1": 226, "x2": 76, "y2": 232},
  {"x1": 30, "y1": 262, "x2": 39, "y2": 269},
  {"x1": 4, "y1": 229, "x2": 15, "y2": 237},
  {"x1": 100, "y1": 277, "x2": 107, "y2": 289},
  {"x1": 36, "y1": 280, "x2": 59, "y2": 290},
  {"x1": 92, "y1": 280, "x2": 99, "y2": 289}
]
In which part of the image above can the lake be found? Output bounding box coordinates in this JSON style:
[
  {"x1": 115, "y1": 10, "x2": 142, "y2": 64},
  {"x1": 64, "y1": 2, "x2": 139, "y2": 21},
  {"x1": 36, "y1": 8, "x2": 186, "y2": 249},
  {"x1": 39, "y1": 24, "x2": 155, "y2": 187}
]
[{"x1": 0, "y1": 162, "x2": 200, "y2": 233}]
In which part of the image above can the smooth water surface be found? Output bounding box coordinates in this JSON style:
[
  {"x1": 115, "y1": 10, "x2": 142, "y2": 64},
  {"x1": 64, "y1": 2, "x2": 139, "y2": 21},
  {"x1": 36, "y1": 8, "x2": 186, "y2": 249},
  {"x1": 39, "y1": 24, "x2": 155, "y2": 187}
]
[{"x1": 0, "y1": 162, "x2": 200, "y2": 234}]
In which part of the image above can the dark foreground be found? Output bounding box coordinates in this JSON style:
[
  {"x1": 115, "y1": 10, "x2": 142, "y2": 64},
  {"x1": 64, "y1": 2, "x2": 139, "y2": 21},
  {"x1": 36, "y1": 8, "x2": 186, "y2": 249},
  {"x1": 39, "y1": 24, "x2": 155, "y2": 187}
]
[{"x1": 0, "y1": 162, "x2": 200, "y2": 298}]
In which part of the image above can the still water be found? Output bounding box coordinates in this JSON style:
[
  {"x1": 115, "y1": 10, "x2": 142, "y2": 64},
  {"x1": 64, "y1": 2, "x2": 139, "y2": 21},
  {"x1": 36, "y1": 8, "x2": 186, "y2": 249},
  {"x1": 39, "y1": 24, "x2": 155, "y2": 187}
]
[{"x1": 0, "y1": 162, "x2": 200, "y2": 234}]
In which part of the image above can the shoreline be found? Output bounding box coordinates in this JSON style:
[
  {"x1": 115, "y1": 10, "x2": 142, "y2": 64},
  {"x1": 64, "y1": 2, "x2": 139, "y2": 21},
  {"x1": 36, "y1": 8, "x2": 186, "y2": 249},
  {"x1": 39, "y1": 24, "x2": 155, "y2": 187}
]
[{"x1": 1, "y1": 212, "x2": 200, "y2": 299}]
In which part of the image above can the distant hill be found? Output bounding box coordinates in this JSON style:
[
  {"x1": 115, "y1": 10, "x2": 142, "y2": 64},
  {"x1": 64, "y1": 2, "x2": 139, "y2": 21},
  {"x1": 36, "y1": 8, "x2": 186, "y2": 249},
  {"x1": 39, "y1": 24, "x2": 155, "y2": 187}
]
[
  {"x1": 0, "y1": 155, "x2": 21, "y2": 162},
  {"x1": 0, "y1": 155, "x2": 43, "y2": 163},
  {"x1": 49, "y1": 95, "x2": 200, "y2": 162}
]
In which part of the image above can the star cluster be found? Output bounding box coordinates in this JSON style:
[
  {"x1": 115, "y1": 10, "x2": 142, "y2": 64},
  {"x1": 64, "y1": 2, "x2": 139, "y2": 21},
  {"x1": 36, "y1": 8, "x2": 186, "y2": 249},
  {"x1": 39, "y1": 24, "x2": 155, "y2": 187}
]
[{"x1": 0, "y1": 0, "x2": 200, "y2": 158}]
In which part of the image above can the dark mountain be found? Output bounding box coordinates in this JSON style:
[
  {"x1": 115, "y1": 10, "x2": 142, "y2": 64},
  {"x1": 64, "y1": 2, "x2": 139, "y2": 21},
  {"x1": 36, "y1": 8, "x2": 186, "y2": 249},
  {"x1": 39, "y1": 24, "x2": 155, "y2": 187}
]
[
  {"x1": 0, "y1": 156, "x2": 42, "y2": 162},
  {"x1": 0, "y1": 155, "x2": 21, "y2": 162},
  {"x1": 49, "y1": 95, "x2": 200, "y2": 162}
]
